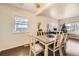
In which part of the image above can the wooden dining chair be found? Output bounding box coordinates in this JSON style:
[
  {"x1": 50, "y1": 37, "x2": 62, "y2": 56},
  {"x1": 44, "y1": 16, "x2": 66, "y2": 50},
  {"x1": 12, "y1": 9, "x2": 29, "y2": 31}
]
[
  {"x1": 29, "y1": 36, "x2": 44, "y2": 56},
  {"x1": 62, "y1": 33, "x2": 68, "y2": 47},
  {"x1": 48, "y1": 32, "x2": 64, "y2": 56}
]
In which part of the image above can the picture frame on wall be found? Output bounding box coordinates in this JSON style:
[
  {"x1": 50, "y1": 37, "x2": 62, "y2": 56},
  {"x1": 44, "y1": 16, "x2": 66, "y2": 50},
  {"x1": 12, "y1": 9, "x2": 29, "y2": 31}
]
[{"x1": 15, "y1": 16, "x2": 29, "y2": 32}]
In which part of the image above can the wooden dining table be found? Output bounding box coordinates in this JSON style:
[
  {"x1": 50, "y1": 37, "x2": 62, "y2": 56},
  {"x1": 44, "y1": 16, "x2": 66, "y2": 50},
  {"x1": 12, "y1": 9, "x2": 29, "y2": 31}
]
[{"x1": 32, "y1": 35, "x2": 57, "y2": 56}]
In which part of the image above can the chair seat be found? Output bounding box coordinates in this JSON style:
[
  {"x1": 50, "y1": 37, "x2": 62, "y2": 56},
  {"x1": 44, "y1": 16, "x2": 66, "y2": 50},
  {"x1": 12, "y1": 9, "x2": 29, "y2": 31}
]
[{"x1": 31, "y1": 43, "x2": 44, "y2": 53}]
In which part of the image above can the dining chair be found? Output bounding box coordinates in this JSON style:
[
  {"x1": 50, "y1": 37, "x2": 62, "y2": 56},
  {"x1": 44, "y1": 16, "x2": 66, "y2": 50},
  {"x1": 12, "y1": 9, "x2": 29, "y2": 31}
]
[
  {"x1": 48, "y1": 32, "x2": 64, "y2": 56},
  {"x1": 62, "y1": 33, "x2": 68, "y2": 47},
  {"x1": 29, "y1": 36, "x2": 44, "y2": 56}
]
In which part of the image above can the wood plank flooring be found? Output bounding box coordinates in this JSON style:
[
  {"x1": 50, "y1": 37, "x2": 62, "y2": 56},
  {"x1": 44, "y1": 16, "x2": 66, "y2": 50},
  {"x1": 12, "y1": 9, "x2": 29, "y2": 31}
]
[
  {"x1": 0, "y1": 46, "x2": 29, "y2": 56},
  {"x1": 0, "y1": 46, "x2": 66, "y2": 56}
]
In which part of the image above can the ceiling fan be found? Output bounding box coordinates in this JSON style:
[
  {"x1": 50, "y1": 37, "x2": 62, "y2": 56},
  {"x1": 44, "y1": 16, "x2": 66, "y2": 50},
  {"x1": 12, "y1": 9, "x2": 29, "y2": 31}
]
[{"x1": 34, "y1": 3, "x2": 40, "y2": 8}]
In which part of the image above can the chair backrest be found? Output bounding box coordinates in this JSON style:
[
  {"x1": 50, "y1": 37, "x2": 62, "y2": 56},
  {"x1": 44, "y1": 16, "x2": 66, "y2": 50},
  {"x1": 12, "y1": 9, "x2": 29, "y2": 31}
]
[
  {"x1": 56, "y1": 32, "x2": 64, "y2": 47},
  {"x1": 29, "y1": 35, "x2": 37, "y2": 49}
]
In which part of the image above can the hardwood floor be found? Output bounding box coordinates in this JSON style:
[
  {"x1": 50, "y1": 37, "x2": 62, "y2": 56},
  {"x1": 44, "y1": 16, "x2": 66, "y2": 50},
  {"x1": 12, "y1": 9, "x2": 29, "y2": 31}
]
[
  {"x1": 0, "y1": 46, "x2": 66, "y2": 56},
  {"x1": 0, "y1": 46, "x2": 29, "y2": 56}
]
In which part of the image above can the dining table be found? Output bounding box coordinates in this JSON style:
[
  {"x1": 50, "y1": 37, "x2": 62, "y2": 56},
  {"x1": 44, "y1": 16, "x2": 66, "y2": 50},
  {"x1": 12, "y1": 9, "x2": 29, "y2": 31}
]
[{"x1": 31, "y1": 35, "x2": 57, "y2": 56}]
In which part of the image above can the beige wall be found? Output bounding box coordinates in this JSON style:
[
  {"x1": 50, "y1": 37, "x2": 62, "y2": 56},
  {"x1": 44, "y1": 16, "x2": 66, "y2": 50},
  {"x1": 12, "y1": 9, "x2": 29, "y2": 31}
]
[{"x1": 0, "y1": 4, "x2": 56, "y2": 51}]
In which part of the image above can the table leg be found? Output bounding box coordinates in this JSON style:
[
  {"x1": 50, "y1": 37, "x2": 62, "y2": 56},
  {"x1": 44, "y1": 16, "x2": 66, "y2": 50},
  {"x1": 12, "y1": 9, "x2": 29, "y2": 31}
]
[{"x1": 44, "y1": 45, "x2": 48, "y2": 56}]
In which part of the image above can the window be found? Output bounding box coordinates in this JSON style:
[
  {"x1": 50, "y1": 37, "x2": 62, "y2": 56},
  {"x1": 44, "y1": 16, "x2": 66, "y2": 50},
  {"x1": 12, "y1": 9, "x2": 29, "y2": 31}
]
[
  {"x1": 15, "y1": 16, "x2": 28, "y2": 32},
  {"x1": 65, "y1": 22, "x2": 79, "y2": 32},
  {"x1": 49, "y1": 23, "x2": 57, "y2": 31},
  {"x1": 65, "y1": 23, "x2": 73, "y2": 31}
]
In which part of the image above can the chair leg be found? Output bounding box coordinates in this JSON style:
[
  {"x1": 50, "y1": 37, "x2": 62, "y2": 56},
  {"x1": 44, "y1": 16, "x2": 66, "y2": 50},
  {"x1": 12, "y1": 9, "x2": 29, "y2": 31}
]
[
  {"x1": 59, "y1": 47, "x2": 63, "y2": 56},
  {"x1": 53, "y1": 51, "x2": 55, "y2": 56},
  {"x1": 29, "y1": 49, "x2": 31, "y2": 56},
  {"x1": 34, "y1": 52, "x2": 36, "y2": 56}
]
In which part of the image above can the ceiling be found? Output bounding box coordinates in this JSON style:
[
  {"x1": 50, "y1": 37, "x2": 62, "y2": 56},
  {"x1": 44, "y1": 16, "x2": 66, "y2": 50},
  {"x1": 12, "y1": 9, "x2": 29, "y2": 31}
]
[
  {"x1": 41, "y1": 3, "x2": 79, "y2": 19},
  {"x1": 4, "y1": 3, "x2": 46, "y2": 13},
  {"x1": 2, "y1": 3, "x2": 79, "y2": 19}
]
